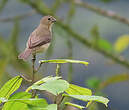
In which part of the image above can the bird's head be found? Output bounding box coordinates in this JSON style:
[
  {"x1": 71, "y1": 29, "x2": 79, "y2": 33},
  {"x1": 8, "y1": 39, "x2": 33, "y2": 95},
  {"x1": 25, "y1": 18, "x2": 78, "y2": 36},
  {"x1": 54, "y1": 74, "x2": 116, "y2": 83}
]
[{"x1": 40, "y1": 15, "x2": 56, "y2": 26}]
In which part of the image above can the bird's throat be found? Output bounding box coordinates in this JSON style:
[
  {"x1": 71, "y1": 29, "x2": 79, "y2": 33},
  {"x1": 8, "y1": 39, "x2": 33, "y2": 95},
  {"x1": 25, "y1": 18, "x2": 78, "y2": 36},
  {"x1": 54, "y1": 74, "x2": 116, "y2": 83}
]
[{"x1": 48, "y1": 23, "x2": 53, "y2": 32}]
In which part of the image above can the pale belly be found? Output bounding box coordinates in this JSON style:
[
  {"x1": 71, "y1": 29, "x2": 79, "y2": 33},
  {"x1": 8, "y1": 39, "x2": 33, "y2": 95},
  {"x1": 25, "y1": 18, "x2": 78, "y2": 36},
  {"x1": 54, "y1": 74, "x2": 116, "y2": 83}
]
[{"x1": 32, "y1": 43, "x2": 50, "y2": 54}]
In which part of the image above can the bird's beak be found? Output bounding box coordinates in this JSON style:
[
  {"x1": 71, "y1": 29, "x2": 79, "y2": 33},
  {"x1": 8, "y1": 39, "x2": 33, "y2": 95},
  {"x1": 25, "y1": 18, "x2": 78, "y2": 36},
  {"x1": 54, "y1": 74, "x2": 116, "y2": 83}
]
[{"x1": 52, "y1": 18, "x2": 56, "y2": 23}]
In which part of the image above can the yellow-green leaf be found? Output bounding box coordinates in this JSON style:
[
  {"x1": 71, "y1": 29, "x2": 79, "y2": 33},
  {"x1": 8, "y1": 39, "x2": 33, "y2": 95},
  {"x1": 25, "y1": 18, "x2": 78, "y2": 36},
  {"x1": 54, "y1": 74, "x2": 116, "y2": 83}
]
[
  {"x1": 46, "y1": 104, "x2": 57, "y2": 110},
  {"x1": 0, "y1": 76, "x2": 23, "y2": 102},
  {"x1": 65, "y1": 102, "x2": 85, "y2": 109},
  {"x1": 31, "y1": 79, "x2": 69, "y2": 95},
  {"x1": 65, "y1": 84, "x2": 92, "y2": 95},
  {"x1": 26, "y1": 76, "x2": 61, "y2": 92},
  {"x1": 39, "y1": 59, "x2": 89, "y2": 66},
  {"x1": 63, "y1": 94, "x2": 109, "y2": 107},
  {"x1": 2, "y1": 92, "x2": 32, "y2": 110},
  {"x1": 34, "y1": 76, "x2": 61, "y2": 85},
  {"x1": 114, "y1": 35, "x2": 129, "y2": 53}
]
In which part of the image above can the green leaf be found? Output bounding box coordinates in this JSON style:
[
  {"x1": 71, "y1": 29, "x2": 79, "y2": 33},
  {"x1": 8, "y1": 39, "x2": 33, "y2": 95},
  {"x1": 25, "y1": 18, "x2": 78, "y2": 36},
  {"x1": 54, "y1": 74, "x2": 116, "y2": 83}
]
[
  {"x1": 25, "y1": 99, "x2": 48, "y2": 110},
  {"x1": 65, "y1": 84, "x2": 92, "y2": 95},
  {"x1": 39, "y1": 59, "x2": 89, "y2": 66},
  {"x1": 97, "y1": 39, "x2": 112, "y2": 51},
  {"x1": 2, "y1": 92, "x2": 32, "y2": 110},
  {"x1": 65, "y1": 102, "x2": 85, "y2": 109},
  {"x1": 0, "y1": 76, "x2": 23, "y2": 101},
  {"x1": 4, "y1": 98, "x2": 48, "y2": 110},
  {"x1": 114, "y1": 35, "x2": 129, "y2": 53},
  {"x1": 3, "y1": 93, "x2": 56, "y2": 110},
  {"x1": 63, "y1": 94, "x2": 109, "y2": 107},
  {"x1": 46, "y1": 104, "x2": 57, "y2": 110},
  {"x1": 27, "y1": 104, "x2": 57, "y2": 110},
  {"x1": 34, "y1": 76, "x2": 61, "y2": 85},
  {"x1": 3, "y1": 92, "x2": 49, "y2": 110},
  {"x1": 65, "y1": 84, "x2": 92, "y2": 108},
  {"x1": 31, "y1": 79, "x2": 69, "y2": 95},
  {"x1": 26, "y1": 76, "x2": 61, "y2": 92},
  {"x1": 90, "y1": 25, "x2": 112, "y2": 51},
  {"x1": 86, "y1": 77, "x2": 101, "y2": 89}
]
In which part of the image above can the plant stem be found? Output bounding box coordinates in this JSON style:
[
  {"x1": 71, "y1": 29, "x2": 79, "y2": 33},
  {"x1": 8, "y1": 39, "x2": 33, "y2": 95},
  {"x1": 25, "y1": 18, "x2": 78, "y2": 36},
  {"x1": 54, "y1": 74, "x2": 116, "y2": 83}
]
[
  {"x1": 31, "y1": 54, "x2": 37, "y2": 98},
  {"x1": 32, "y1": 54, "x2": 36, "y2": 83},
  {"x1": 20, "y1": 74, "x2": 32, "y2": 83},
  {"x1": 56, "y1": 64, "x2": 60, "y2": 76},
  {"x1": 36, "y1": 62, "x2": 42, "y2": 73},
  {"x1": 54, "y1": 95, "x2": 65, "y2": 110}
]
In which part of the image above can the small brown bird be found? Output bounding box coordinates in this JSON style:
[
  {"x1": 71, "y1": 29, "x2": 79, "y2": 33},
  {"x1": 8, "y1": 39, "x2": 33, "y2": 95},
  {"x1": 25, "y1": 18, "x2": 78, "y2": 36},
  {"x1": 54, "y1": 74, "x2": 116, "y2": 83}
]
[{"x1": 18, "y1": 15, "x2": 56, "y2": 61}]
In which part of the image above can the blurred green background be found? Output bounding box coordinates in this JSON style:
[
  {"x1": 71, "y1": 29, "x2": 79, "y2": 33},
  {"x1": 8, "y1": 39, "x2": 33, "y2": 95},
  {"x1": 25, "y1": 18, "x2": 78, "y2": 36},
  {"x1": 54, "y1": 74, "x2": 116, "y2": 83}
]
[{"x1": 0, "y1": 0, "x2": 129, "y2": 110}]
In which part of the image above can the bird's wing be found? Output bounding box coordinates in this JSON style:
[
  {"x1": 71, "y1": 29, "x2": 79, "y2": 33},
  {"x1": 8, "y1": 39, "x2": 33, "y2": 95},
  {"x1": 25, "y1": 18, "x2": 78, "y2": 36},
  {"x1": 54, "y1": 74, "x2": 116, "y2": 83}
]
[{"x1": 28, "y1": 32, "x2": 51, "y2": 49}]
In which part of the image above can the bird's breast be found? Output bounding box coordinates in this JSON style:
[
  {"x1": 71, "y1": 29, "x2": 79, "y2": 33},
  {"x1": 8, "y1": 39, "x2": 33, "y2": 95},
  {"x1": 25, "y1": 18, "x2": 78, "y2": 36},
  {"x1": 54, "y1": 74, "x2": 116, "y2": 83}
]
[{"x1": 32, "y1": 43, "x2": 50, "y2": 53}]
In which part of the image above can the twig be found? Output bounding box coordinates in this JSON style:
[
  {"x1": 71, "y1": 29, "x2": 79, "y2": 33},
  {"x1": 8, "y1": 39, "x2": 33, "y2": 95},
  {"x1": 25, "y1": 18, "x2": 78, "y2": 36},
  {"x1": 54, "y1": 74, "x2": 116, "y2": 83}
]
[
  {"x1": 20, "y1": 73, "x2": 32, "y2": 83},
  {"x1": 54, "y1": 95, "x2": 65, "y2": 110},
  {"x1": 23, "y1": 1, "x2": 129, "y2": 69},
  {"x1": 55, "y1": 64, "x2": 60, "y2": 76},
  {"x1": 58, "y1": 96, "x2": 65, "y2": 106},
  {"x1": 31, "y1": 54, "x2": 37, "y2": 98},
  {"x1": 32, "y1": 54, "x2": 36, "y2": 83},
  {"x1": 0, "y1": 10, "x2": 36, "y2": 22},
  {"x1": 54, "y1": 95, "x2": 60, "y2": 110},
  {"x1": 35, "y1": 62, "x2": 42, "y2": 73},
  {"x1": 73, "y1": 0, "x2": 129, "y2": 26}
]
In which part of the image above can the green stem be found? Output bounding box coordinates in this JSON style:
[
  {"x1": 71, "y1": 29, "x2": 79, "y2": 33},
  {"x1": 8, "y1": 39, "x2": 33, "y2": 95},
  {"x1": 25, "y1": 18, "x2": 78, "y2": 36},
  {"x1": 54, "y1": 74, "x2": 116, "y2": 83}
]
[{"x1": 55, "y1": 64, "x2": 60, "y2": 76}]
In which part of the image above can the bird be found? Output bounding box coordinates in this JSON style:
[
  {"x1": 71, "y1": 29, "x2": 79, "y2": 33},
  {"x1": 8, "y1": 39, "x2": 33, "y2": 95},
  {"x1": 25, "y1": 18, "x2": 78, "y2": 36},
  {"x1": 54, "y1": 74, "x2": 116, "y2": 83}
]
[{"x1": 18, "y1": 15, "x2": 56, "y2": 61}]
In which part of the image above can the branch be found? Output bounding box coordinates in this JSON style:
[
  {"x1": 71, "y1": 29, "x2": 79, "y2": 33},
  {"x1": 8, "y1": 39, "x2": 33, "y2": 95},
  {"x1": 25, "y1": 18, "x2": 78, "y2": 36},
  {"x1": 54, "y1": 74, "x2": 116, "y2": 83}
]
[
  {"x1": 20, "y1": 73, "x2": 32, "y2": 82},
  {"x1": 32, "y1": 54, "x2": 36, "y2": 83},
  {"x1": 31, "y1": 54, "x2": 37, "y2": 98},
  {"x1": 58, "y1": 22, "x2": 129, "y2": 69},
  {"x1": 22, "y1": 1, "x2": 129, "y2": 69},
  {"x1": 67, "y1": 39, "x2": 73, "y2": 82},
  {"x1": 0, "y1": 10, "x2": 36, "y2": 22},
  {"x1": 73, "y1": 0, "x2": 129, "y2": 26}
]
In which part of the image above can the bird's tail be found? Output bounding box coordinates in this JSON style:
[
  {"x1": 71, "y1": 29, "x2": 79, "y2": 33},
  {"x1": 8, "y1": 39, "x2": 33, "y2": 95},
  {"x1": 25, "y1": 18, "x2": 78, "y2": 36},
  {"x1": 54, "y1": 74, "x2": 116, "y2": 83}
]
[{"x1": 18, "y1": 48, "x2": 32, "y2": 61}]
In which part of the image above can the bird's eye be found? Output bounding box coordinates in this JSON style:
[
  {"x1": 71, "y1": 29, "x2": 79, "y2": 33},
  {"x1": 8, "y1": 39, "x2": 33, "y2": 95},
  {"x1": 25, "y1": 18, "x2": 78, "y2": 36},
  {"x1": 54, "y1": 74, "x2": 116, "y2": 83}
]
[{"x1": 48, "y1": 18, "x2": 51, "y2": 20}]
